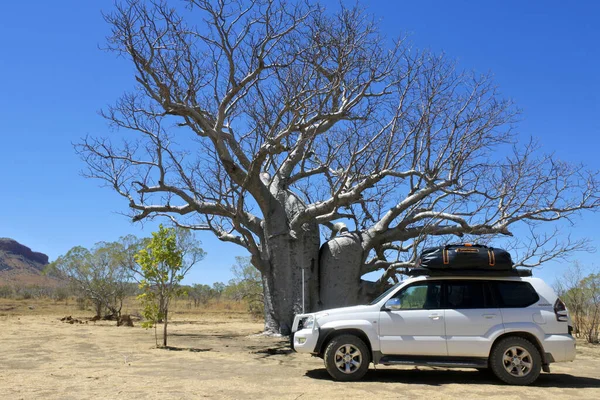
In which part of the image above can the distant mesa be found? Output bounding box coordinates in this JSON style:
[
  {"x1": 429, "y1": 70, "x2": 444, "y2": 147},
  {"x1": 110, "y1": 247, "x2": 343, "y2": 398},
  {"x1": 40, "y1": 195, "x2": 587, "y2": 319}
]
[
  {"x1": 0, "y1": 237, "x2": 59, "y2": 287},
  {"x1": 0, "y1": 238, "x2": 49, "y2": 266}
]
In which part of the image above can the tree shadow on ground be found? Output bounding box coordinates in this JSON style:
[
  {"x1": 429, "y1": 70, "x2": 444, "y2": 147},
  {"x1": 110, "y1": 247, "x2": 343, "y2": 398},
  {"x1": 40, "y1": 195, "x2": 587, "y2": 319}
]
[
  {"x1": 305, "y1": 368, "x2": 600, "y2": 388},
  {"x1": 160, "y1": 346, "x2": 212, "y2": 352},
  {"x1": 249, "y1": 340, "x2": 294, "y2": 358},
  {"x1": 170, "y1": 320, "x2": 228, "y2": 326},
  {"x1": 169, "y1": 332, "x2": 244, "y2": 340}
]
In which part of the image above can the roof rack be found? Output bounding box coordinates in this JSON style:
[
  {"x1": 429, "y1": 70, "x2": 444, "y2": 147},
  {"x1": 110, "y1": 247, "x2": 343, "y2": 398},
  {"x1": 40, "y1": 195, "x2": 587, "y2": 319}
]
[{"x1": 404, "y1": 268, "x2": 532, "y2": 277}]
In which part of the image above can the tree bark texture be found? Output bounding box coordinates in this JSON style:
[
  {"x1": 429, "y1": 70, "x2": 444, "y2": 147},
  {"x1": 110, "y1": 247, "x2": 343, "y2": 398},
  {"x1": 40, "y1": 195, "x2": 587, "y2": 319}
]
[{"x1": 261, "y1": 187, "x2": 320, "y2": 335}]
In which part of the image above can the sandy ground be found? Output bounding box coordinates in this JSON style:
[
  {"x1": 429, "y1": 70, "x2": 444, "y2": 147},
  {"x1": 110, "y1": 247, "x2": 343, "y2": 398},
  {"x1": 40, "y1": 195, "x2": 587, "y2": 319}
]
[{"x1": 1, "y1": 300, "x2": 599, "y2": 399}]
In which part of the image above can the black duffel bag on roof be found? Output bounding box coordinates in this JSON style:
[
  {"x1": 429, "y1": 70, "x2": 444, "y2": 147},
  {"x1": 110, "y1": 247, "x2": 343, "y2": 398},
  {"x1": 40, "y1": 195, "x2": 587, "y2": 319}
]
[{"x1": 418, "y1": 244, "x2": 513, "y2": 270}]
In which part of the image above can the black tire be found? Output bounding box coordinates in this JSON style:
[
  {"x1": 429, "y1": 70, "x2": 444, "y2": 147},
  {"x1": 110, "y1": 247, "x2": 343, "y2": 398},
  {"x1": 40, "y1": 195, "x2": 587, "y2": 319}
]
[
  {"x1": 489, "y1": 336, "x2": 542, "y2": 385},
  {"x1": 323, "y1": 334, "x2": 370, "y2": 381}
]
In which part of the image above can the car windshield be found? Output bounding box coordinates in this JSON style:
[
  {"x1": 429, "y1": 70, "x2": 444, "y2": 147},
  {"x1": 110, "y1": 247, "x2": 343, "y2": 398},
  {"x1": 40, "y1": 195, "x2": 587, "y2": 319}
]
[{"x1": 369, "y1": 282, "x2": 402, "y2": 305}]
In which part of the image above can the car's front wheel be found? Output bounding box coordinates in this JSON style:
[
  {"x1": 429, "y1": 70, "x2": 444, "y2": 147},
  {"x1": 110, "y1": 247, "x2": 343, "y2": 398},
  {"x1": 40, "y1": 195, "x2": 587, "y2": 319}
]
[
  {"x1": 489, "y1": 336, "x2": 542, "y2": 385},
  {"x1": 323, "y1": 334, "x2": 370, "y2": 381}
]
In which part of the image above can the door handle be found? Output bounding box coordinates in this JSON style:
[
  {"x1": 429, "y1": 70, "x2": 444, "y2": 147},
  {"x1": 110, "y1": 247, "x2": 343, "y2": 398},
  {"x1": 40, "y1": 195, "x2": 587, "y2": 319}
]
[
  {"x1": 428, "y1": 314, "x2": 442, "y2": 320},
  {"x1": 483, "y1": 314, "x2": 497, "y2": 319}
]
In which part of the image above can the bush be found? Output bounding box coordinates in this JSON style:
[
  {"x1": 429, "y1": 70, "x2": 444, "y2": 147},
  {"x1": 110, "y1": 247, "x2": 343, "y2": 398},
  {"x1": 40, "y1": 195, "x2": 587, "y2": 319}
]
[
  {"x1": 224, "y1": 257, "x2": 264, "y2": 318},
  {"x1": 76, "y1": 296, "x2": 90, "y2": 311},
  {"x1": 12, "y1": 285, "x2": 52, "y2": 299},
  {"x1": 53, "y1": 286, "x2": 71, "y2": 302},
  {"x1": 49, "y1": 241, "x2": 136, "y2": 318},
  {"x1": 0, "y1": 286, "x2": 14, "y2": 298}
]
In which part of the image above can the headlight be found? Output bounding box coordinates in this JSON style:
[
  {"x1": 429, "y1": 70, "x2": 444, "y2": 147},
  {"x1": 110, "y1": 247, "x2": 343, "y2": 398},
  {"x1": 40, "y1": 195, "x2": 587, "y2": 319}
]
[{"x1": 303, "y1": 315, "x2": 315, "y2": 330}]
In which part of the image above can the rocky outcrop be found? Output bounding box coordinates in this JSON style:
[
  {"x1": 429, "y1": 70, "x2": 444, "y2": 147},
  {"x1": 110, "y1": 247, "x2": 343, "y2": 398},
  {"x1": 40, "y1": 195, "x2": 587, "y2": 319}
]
[
  {"x1": 0, "y1": 238, "x2": 49, "y2": 267},
  {"x1": 0, "y1": 238, "x2": 59, "y2": 286}
]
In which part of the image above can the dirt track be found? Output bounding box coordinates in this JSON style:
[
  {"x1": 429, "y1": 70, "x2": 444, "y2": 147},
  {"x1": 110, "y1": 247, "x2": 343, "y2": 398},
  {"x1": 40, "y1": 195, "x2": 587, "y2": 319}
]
[{"x1": 1, "y1": 309, "x2": 600, "y2": 399}]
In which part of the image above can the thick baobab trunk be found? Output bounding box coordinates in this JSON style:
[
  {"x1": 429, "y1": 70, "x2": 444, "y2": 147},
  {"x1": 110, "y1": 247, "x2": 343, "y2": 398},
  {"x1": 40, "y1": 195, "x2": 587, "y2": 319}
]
[
  {"x1": 261, "y1": 187, "x2": 321, "y2": 335},
  {"x1": 260, "y1": 184, "x2": 386, "y2": 334},
  {"x1": 318, "y1": 232, "x2": 364, "y2": 307},
  {"x1": 318, "y1": 231, "x2": 382, "y2": 307}
]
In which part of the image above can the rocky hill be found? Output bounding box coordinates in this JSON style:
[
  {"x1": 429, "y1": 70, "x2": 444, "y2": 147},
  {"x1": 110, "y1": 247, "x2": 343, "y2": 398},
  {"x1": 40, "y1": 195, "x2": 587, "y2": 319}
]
[{"x1": 0, "y1": 238, "x2": 60, "y2": 286}]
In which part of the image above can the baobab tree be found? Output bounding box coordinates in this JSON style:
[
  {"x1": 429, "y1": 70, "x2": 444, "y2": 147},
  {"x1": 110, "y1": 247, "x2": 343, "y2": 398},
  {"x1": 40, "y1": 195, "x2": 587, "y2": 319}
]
[{"x1": 78, "y1": 0, "x2": 600, "y2": 334}]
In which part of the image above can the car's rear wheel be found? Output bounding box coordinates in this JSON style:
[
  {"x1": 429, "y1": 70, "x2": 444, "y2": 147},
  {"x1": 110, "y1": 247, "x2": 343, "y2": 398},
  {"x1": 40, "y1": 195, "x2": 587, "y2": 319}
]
[
  {"x1": 490, "y1": 336, "x2": 542, "y2": 385},
  {"x1": 324, "y1": 334, "x2": 370, "y2": 381}
]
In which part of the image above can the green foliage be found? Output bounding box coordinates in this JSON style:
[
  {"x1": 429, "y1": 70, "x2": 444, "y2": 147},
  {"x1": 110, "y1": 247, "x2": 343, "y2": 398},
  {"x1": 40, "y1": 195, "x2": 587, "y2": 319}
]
[
  {"x1": 48, "y1": 241, "x2": 132, "y2": 318},
  {"x1": 76, "y1": 296, "x2": 90, "y2": 311},
  {"x1": 576, "y1": 273, "x2": 600, "y2": 343},
  {"x1": 178, "y1": 257, "x2": 263, "y2": 317},
  {"x1": 212, "y1": 282, "x2": 225, "y2": 297},
  {"x1": 224, "y1": 257, "x2": 264, "y2": 318},
  {"x1": 135, "y1": 224, "x2": 204, "y2": 346},
  {"x1": 0, "y1": 286, "x2": 13, "y2": 298},
  {"x1": 556, "y1": 264, "x2": 600, "y2": 344},
  {"x1": 0, "y1": 285, "x2": 71, "y2": 300},
  {"x1": 52, "y1": 286, "x2": 71, "y2": 302},
  {"x1": 136, "y1": 225, "x2": 182, "y2": 327},
  {"x1": 397, "y1": 285, "x2": 428, "y2": 309},
  {"x1": 138, "y1": 292, "x2": 161, "y2": 329},
  {"x1": 186, "y1": 283, "x2": 218, "y2": 307}
]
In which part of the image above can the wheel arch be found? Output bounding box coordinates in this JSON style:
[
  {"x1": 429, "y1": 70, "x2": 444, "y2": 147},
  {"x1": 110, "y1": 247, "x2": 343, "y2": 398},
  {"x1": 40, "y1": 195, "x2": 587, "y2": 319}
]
[
  {"x1": 316, "y1": 328, "x2": 373, "y2": 359},
  {"x1": 491, "y1": 331, "x2": 550, "y2": 367}
]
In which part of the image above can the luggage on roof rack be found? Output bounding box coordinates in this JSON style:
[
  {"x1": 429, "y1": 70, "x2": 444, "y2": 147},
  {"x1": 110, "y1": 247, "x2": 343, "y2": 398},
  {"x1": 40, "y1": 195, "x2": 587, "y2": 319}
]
[
  {"x1": 418, "y1": 243, "x2": 513, "y2": 270},
  {"x1": 404, "y1": 267, "x2": 532, "y2": 277}
]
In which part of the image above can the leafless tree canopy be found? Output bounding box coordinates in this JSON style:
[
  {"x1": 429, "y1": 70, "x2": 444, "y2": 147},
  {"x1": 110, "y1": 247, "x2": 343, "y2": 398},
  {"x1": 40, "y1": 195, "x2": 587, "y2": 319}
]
[{"x1": 79, "y1": 0, "x2": 599, "y2": 288}]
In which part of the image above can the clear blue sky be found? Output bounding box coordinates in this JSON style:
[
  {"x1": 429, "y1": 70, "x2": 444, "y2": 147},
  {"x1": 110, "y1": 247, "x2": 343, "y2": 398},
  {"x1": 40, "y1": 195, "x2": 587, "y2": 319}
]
[{"x1": 1, "y1": 0, "x2": 598, "y2": 286}]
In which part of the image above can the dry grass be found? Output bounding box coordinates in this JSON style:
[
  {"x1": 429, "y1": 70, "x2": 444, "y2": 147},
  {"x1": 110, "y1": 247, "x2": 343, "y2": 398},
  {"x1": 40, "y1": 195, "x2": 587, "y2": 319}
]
[
  {"x1": 0, "y1": 296, "x2": 252, "y2": 320},
  {"x1": 1, "y1": 298, "x2": 600, "y2": 399},
  {"x1": 0, "y1": 297, "x2": 87, "y2": 317}
]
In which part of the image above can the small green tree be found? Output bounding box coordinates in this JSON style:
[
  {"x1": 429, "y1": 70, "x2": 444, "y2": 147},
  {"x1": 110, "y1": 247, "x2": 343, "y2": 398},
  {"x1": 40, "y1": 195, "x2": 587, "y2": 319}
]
[{"x1": 136, "y1": 225, "x2": 203, "y2": 347}]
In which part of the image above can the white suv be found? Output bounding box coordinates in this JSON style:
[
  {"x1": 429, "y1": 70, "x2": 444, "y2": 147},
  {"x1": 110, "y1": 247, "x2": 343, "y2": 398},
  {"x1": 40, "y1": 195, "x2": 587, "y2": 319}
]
[{"x1": 291, "y1": 275, "x2": 575, "y2": 385}]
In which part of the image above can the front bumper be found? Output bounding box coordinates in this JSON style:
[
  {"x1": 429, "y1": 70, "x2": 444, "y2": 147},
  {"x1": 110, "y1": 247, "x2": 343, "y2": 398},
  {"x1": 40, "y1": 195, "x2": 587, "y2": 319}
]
[
  {"x1": 292, "y1": 328, "x2": 319, "y2": 353},
  {"x1": 291, "y1": 313, "x2": 320, "y2": 353}
]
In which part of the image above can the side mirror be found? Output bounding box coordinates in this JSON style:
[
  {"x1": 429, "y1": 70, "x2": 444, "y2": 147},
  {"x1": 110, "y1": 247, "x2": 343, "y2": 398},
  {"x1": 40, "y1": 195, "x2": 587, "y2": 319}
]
[{"x1": 384, "y1": 298, "x2": 402, "y2": 311}]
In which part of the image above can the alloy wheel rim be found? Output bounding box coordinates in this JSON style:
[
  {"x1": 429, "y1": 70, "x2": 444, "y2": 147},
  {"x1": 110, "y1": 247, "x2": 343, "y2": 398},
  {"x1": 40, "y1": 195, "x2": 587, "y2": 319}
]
[
  {"x1": 334, "y1": 344, "x2": 362, "y2": 374},
  {"x1": 502, "y1": 346, "x2": 533, "y2": 377}
]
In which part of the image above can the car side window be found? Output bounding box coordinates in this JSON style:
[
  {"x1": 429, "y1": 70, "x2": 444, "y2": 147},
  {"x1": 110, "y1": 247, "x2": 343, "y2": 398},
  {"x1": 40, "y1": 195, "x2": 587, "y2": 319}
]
[
  {"x1": 444, "y1": 280, "x2": 490, "y2": 309},
  {"x1": 392, "y1": 282, "x2": 442, "y2": 310},
  {"x1": 492, "y1": 281, "x2": 539, "y2": 308}
]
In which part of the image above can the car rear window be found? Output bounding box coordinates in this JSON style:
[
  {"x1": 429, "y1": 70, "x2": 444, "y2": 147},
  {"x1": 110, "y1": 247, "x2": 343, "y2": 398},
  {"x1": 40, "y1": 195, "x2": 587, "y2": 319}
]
[
  {"x1": 492, "y1": 281, "x2": 539, "y2": 308},
  {"x1": 445, "y1": 280, "x2": 490, "y2": 309}
]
